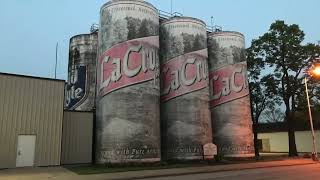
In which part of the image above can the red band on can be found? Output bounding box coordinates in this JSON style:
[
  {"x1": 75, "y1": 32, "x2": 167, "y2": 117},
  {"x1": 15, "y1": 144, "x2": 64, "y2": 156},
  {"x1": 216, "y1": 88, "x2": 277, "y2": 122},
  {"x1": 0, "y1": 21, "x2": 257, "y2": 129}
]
[
  {"x1": 161, "y1": 49, "x2": 209, "y2": 102},
  {"x1": 209, "y1": 62, "x2": 249, "y2": 107},
  {"x1": 98, "y1": 36, "x2": 159, "y2": 97}
]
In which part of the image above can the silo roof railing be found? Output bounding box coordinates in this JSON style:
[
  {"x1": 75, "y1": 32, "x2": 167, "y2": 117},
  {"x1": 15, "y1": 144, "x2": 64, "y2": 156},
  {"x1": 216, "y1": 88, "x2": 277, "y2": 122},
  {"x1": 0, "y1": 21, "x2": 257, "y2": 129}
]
[
  {"x1": 90, "y1": 24, "x2": 99, "y2": 33},
  {"x1": 159, "y1": 9, "x2": 222, "y2": 33},
  {"x1": 159, "y1": 10, "x2": 172, "y2": 19},
  {"x1": 206, "y1": 25, "x2": 223, "y2": 33},
  {"x1": 159, "y1": 10, "x2": 183, "y2": 19},
  {"x1": 91, "y1": 9, "x2": 222, "y2": 33}
]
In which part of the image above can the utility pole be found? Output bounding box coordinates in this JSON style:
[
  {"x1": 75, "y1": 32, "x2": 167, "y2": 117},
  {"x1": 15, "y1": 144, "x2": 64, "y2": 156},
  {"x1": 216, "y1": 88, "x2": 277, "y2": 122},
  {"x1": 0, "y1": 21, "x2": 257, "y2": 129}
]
[
  {"x1": 55, "y1": 42, "x2": 58, "y2": 79},
  {"x1": 211, "y1": 16, "x2": 214, "y2": 32},
  {"x1": 170, "y1": 0, "x2": 173, "y2": 16}
]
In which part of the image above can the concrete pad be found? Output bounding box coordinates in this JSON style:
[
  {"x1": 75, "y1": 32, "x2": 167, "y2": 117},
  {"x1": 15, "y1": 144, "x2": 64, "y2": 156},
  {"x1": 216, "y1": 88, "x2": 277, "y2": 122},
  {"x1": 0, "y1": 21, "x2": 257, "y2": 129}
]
[{"x1": 0, "y1": 167, "x2": 76, "y2": 180}]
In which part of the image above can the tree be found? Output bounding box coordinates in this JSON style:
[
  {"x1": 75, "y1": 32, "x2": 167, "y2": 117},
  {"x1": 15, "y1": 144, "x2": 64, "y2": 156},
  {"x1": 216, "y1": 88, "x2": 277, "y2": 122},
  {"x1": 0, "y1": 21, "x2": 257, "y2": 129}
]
[
  {"x1": 169, "y1": 35, "x2": 184, "y2": 59},
  {"x1": 100, "y1": 10, "x2": 113, "y2": 51},
  {"x1": 159, "y1": 27, "x2": 184, "y2": 60},
  {"x1": 138, "y1": 19, "x2": 149, "y2": 38},
  {"x1": 261, "y1": 107, "x2": 285, "y2": 123},
  {"x1": 159, "y1": 26, "x2": 169, "y2": 61},
  {"x1": 232, "y1": 46, "x2": 246, "y2": 64},
  {"x1": 112, "y1": 19, "x2": 128, "y2": 44},
  {"x1": 182, "y1": 33, "x2": 194, "y2": 54},
  {"x1": 207, "y1": 38, "x2": 220, "y2": 66},
  {"x1": 126, "y1": 16, "x2": 139, "y2": 40},
  {"x1": 247, "y1": 46, "x2": 279, "y2": 157},
  {"x1": 192, "y1": 34, "x2": 206, "y2": 52},
  {"x1": 248, "y1": 20, "x2": 320, "y2": 156}
]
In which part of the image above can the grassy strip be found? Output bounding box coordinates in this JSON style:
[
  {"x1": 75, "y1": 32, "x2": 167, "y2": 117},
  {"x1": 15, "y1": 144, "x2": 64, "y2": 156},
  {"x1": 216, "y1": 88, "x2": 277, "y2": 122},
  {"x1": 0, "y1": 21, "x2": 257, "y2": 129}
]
[
  {"x1": 65, "y1": 155, "x2": 292, "y2": 175},
  {"x1": 65, "y1": 163, "x2": 208, "y2": 175}
]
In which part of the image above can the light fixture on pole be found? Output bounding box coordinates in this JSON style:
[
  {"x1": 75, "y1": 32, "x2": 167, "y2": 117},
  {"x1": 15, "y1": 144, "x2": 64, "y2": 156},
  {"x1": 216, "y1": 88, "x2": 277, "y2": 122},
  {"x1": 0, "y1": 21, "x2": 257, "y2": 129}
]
[{"x1": 305, "y1": 64, "x2": 320, "y2": 161}]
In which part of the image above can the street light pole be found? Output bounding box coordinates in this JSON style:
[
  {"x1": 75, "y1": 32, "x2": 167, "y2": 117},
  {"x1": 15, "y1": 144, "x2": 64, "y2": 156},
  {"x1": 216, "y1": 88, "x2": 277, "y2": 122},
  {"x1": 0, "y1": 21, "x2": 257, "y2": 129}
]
[
  {"x1": 304, "y1": 77, "x2": 318, "y2": 161},
  {"x1": 55, "y1": 42, "x2": 58, "y2": 79}
]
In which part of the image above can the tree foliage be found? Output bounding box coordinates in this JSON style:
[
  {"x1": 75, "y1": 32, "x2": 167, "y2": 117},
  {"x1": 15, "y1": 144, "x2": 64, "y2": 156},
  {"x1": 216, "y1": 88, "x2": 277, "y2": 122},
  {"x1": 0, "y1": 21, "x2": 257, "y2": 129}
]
[
  {"x1": 261, "y1": 107, "x2": 285, "y2": 123},
  {"x1": 247, "y1": 20, "x2": 320, "y2": 156}
]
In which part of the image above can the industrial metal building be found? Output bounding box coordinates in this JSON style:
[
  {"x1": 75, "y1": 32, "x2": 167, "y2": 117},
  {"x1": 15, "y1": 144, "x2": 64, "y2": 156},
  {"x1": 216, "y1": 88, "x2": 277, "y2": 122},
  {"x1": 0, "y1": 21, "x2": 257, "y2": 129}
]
[
  {"x1": 61, "y1": 111, "x2": 94, "y2": 165},
  {"x1": 0, "y1": 73, "x2": 65, "y2": 169},
  {"x1": 0, "y1": 73, "x2": 95, "y2": 169}
]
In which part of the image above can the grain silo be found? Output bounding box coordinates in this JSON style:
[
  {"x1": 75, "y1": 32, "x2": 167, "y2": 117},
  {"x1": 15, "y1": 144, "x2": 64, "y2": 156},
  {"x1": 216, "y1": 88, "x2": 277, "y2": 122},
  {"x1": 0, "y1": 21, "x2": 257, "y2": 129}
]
[
  {"x1": 160, "y1": 17, "x2": 212, "y2": 161},
  {"x1": 207, "y1": 31, "x2": 254, "y2": 157},
  {"x1": 96, "y1": 0, "x2": 161, "y2": 164},
  {"x1": 65, "y1": 32, "x2": 98, "y2": 111}
]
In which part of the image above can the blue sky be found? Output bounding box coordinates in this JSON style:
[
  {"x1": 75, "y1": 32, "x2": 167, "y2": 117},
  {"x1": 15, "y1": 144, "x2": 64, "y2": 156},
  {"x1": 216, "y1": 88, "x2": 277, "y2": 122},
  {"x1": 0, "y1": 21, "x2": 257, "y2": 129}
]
[{"x1": 0, "y1": 0, "x2": 319, "y2": 80}]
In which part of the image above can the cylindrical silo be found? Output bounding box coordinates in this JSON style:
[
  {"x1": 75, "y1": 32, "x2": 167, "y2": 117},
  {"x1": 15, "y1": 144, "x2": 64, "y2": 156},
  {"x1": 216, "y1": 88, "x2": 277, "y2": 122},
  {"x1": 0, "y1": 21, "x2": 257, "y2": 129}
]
[
  {"x1": 207, "y1": 31, "x2": 254, "y2": 157},
  {"x1": 160, "y1": 17, "x2": 213, "y2": 161},
  {"x1": 96, "y1": 0, "x2": 161, "y2": 164},
  {"x1": 65, "y1": 32, "x2": 98, "y2": 111}
]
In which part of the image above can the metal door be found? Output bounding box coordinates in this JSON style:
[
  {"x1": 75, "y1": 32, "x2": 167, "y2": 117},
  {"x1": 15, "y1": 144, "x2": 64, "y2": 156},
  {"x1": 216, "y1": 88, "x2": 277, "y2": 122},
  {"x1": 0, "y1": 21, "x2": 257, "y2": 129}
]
[{"x1": 16, "y1": 135, "x2": 36, "y2": 167}]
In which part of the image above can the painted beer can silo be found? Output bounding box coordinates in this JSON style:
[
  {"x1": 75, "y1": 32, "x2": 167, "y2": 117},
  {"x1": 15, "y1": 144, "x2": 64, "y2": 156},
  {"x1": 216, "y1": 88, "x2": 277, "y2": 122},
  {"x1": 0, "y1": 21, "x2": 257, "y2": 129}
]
[
  {"x1": 207, "y1": 31, "x2": 254, "y2": 157},
  {"x1": 160, "y1": 17, "x2": 213, "y2": 160},
  {"x1": 96, "y1": 0, "x2": 161, "y2": 164},
  {"x1": 65, "y1": 32, "x2": 98, "y2": 111}
]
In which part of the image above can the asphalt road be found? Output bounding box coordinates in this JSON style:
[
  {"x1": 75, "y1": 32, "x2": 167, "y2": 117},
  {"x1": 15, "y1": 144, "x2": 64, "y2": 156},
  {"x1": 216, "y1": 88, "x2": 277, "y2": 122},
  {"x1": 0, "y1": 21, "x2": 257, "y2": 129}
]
[{"x1": 141, "y1": 163, "x2": 320, "y2": 180}]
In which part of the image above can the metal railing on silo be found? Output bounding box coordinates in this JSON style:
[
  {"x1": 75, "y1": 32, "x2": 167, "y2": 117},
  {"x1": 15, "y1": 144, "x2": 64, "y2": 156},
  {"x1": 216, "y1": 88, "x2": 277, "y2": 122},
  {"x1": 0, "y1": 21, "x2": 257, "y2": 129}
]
[
  {"x1": 206, "y1": 25, "x2": 223, "y2": 33},
  {"x1": 159, "y1": 10, "x2": 183, "y2": 19},
  {"x1": 90, "y1": 24, "x2": 99, "y2": 33},
  {"x1": 158, "y1": 9, "x2": 222, "y2": 33},
  {"x1": 91, "y1": 9, "x2": 222, "y2": 33}
]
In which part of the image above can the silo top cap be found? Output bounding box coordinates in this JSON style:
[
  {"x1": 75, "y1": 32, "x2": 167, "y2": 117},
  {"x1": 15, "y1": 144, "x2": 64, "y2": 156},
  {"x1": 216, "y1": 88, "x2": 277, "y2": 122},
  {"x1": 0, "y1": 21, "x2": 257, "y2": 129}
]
[
  {"x1": 209, "y1": 31, "x2": 244, "y2": 38},
  {"x1": 101, "y1": 0, "x2": 158, "y2": 13},
  {"x1": 162, "y1": 16, "x2": 206, "y2": 27}
]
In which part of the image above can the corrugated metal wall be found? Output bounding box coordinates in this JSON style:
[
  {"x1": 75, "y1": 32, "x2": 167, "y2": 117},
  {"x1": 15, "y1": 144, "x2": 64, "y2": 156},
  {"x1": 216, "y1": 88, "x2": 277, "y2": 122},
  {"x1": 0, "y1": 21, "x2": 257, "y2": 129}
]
[
  {"x1": 61, "y1": 111, "x2": 93, "y2": 165},
  {"x1": 0, "y1": 73, "x2": 65, "y2": 169}
]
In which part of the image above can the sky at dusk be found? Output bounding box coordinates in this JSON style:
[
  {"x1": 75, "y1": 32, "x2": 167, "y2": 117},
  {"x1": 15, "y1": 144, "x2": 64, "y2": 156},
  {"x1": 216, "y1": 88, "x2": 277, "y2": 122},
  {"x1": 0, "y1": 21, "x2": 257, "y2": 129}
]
[{"x1": 0, "y1": 0, "x2": 319, "y2": 80}]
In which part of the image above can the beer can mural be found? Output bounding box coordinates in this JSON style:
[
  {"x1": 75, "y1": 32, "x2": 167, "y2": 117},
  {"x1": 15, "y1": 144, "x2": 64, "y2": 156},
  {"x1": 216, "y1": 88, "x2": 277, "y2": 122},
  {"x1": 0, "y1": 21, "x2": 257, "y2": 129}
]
[
  {"x1": 207, "y1": 31, "x2": 254, "y2": 157},
  {"x1": 65, "y1": 32, "x2": 98, "y2": 111},
  {"x1": 160, "y1": 17, "x2": 213, "y2": 160},
  {"x1": 96, "y1": 0, "x2": 161, "y2": 164}
]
